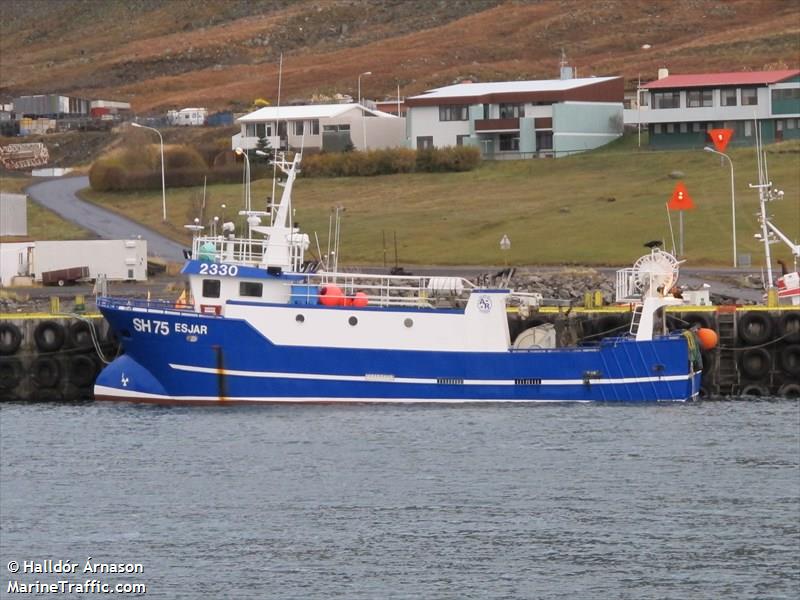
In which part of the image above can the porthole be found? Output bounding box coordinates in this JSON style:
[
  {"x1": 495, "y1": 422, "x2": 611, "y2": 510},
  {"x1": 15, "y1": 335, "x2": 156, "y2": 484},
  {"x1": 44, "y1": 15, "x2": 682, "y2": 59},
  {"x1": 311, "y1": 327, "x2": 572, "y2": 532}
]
[
  {"x1": 295, "y1": 314, "x2": 305, "y2": 323},
  {"x1": 348, "y1": 316, "x2": 358, "y2": 326},
  {"x1": 404, "y1": 318, "x2": 413, "y2": 328}
]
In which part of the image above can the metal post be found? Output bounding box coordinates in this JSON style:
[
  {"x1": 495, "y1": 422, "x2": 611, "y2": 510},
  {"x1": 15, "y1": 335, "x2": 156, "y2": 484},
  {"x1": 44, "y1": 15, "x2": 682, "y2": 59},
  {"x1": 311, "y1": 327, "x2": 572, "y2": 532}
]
[
  {"x1": 679, "y1": 210, "x2": 684, "y2": 256},
  {"x1": 131, "y1": 123, "x2": 166, "y2": 222},
  {"x1": 703, "y1": 147, "x2": 736, "y2": 267}
]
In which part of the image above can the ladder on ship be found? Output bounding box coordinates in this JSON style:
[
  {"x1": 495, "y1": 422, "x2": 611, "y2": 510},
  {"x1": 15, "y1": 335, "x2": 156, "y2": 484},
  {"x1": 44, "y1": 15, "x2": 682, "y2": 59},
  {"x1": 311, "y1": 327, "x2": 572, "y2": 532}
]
[{"x1": 629, "y1": 305, "x2": 643, "y2": 337}]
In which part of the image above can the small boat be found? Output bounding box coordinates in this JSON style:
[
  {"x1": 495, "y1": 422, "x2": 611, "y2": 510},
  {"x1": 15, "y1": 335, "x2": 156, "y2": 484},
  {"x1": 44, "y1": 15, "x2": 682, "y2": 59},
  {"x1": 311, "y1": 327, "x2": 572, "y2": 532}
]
[{"x1": 94, "y1": 152, "x2": 702, "y2": 404}]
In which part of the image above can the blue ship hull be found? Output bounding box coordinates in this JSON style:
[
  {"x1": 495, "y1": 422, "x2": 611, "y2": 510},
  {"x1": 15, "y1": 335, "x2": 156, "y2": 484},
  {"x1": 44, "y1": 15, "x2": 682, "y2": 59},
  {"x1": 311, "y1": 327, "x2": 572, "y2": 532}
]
[{"x1": 94, "y1": 300, "x2": 701, "y2": 404}]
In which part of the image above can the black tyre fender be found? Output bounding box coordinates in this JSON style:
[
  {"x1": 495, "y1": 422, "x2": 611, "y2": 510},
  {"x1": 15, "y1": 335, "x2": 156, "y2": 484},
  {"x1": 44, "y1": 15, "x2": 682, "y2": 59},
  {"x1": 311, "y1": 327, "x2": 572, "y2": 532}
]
[
  {"x1": 683, "y1": 312, "x2": 711, "y2": 330},
  {"x1": 738, "y1": 348, "x2": 772, "y2": 379},
  {"x1": 34, "y1": 320, "x2": 66, "y2": 353},
  {"x1": 740, "y1": 383, "x2": 771, "y2": 397},
  {"x1": 68, "y1": 354, "x2": 97, "y2": 387},
  {"x1": 68, "y1": 321, "x2": 93, "y2": 349},
  {"x1": 778, "y1": 344, "x2": 800, "y2": 377},
  {"x1": 778, "y1": 312, "x2": 800, "y2": 343},
  {"x1": 777, "y1": 383, "x2": 800, "y2": 399},
  {"x1": 701, "y1": 350, "x2": 716, "y2": 374},
  {"x1": 738, "y1": 312, "x2": 774, "y2": 346},
  {"x1": 35, "y1": 388, "x2": 64, "y2": 402},
  {"x1": 0, "y1": 323, "x2": 23, "y2": 356},
  {"x1": 31, "y1": 356, "x2": 61, "y2": 388},
  {"x1": 0, "y1": 357, "x2": 23, "y2": 391},
  {"x1": 698, "y1": 383, "x2": 714, "y2": 399}
]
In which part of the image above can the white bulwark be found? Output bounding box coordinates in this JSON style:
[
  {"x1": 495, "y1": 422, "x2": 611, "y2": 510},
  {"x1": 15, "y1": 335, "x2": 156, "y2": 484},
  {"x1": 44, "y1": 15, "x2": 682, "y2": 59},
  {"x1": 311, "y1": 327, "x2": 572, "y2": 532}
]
[
  {"x1": 405, "y1": 77, "x2": 624, "y2": 159},
  {"x1": 232, "y1": 103, "x2": 406, "y2": 152}
]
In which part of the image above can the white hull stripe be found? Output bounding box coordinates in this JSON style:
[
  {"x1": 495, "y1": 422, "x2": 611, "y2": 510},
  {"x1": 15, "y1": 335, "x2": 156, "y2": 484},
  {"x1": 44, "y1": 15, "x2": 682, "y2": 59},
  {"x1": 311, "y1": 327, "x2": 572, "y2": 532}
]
[
  {"x1": 168, "y1": 363, "x2": 695, "y2": 386},
  {"x1": 94, "y1": 385, "x2": 593, "y2": 403}
]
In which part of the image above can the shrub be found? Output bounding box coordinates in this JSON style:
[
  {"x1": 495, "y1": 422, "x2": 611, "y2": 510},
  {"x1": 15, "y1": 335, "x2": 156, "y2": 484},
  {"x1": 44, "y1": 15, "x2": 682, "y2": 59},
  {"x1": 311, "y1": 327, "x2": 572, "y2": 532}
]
[
  {"x1": 88, "y1": 160, "x2": 126, "y2": 191},
  {"x1": 300, "y1": 147, "x2": 475, "y2": 178}
]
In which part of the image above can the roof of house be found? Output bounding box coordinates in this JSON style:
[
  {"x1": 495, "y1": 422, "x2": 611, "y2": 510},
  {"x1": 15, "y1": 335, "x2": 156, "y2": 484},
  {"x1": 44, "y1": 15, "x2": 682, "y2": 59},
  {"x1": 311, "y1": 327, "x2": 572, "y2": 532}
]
[
  {"x1": 409, "y1": 77, "x2": 620, "y2": 100},
  {"x1": 643, "y1": 70, "x2": 800, "y2": 90},
  {"x1": 238, "y1": 103, "x2": 396, "y2": 122}
]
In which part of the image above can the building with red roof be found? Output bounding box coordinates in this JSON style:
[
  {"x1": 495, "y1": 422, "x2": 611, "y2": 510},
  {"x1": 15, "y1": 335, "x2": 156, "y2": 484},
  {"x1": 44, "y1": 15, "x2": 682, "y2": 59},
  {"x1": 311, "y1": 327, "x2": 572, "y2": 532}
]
[{"x1": 626, "y1": 69, "x2": 800, "y2": 149}]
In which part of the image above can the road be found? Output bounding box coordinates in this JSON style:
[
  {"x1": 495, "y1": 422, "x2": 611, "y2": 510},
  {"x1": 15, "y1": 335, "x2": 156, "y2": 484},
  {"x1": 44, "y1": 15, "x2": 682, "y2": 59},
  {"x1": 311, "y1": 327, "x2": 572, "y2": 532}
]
[{"x1": 26, "y1": 176, "x2": 186, "y2": 262}]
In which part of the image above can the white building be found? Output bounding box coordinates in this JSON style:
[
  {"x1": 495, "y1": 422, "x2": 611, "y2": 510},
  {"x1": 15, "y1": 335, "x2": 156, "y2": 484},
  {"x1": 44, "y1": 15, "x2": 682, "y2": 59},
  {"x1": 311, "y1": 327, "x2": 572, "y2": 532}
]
[
  {"x1": 405, "y1": 77, "x2": 624, "y2": 159},
  {"x1": 232, "y1": 103, "x2": 406, "y2": 152},
  {"x1": 0, "y1": 193, "x2": 27, "y2": 236}
]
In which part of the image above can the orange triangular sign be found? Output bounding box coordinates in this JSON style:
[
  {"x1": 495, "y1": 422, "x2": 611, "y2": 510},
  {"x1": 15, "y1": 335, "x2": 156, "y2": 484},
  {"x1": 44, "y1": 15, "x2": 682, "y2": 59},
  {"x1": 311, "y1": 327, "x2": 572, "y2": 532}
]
[
  {"x1": 709, "y1": 128, "x2": 733, "y2": 152},
  {"x1": 668, "y1": 181, "x2": 695, "y2": 211}
]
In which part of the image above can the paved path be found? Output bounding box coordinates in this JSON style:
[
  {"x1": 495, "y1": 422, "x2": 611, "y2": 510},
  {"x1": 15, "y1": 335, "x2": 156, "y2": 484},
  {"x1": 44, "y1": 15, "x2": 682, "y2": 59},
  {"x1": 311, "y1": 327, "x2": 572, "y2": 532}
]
[{"x1": 26, "y1": 176, "x2": 186, "y2": 262}]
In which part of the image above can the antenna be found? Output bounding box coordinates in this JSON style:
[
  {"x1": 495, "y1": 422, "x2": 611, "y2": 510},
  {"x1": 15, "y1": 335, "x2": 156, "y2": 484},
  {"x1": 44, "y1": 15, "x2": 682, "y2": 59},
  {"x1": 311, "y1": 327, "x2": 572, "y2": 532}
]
[{"x1": 270, "y1": 52, "x2": 283, "y2": 225}]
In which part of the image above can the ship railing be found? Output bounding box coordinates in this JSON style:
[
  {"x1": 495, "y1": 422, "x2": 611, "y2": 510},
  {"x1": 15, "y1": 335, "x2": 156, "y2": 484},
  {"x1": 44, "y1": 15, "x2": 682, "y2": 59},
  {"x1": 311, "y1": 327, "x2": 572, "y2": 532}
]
[
  {"x1": 96, "y1": 296, "x2": 196, "y2": 314},
  {"x1": 191, "y1": 235, "x2": 305, "y2": 270},
  {"x1": 299, "y1": 272, "x2": 476, "y2": 308}
]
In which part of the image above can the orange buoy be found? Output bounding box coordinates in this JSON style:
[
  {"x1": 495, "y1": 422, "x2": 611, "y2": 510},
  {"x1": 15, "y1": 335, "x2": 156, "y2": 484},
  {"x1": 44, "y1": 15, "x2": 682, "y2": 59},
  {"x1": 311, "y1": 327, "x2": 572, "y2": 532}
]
[
  {"x1": 697, "y1": 327, "x2": 719, "y2": 351},
  {"x1": 351, "y1": 292, "x2": 369, "y2": 308},
  {"x1": 319, "y1": 285, "x2": 345, "y2": 306}
]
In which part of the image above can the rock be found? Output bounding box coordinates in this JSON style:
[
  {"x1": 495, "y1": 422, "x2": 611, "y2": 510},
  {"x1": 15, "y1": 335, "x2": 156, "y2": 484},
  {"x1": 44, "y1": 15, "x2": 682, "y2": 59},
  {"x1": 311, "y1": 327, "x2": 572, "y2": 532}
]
[{"x1": 669, "y1": 170, "x2": 685, "y2": 179}]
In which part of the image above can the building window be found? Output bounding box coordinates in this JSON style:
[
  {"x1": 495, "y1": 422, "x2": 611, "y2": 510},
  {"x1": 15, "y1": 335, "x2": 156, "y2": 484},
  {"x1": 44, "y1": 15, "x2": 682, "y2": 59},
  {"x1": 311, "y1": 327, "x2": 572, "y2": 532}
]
[
  {"x1": 256, "y1": 123, "x2": 266, "y2": 138},
  {"x1": 294, "y1": 120, "x2": 304, "y2": 135},
  {"x1": 744, "y1": 120, "x2": 753, "y2": 137},
  {"x1": 788, "y1": 118, "x2": 796, "y2": 130},
  {"x1": 239, "y1": 281, "x2": 263, "y2": 297},
  {"x1": 692, "y1": 122, "x2": 701, "y2": 132},
  {"x1": 311, "y1": 119, "x2": 319, "y2": 135},
  {"x1": 721, "y1": 89, "x2": 737, "y2": 106},
  {"x1": 666, "y1": 123, "x2": 675, "y2": 133},
  {"x1": 499, "y1": 103, "x2": 524, "y2": 118},
  {"x1": 535, "y1": 131, "x2": 552, "y2": 150},
  {"x1": 323, "y1": 124, "x2": 350, "y2": 132},
  {"x1": 653, "y1": 123, "x2": 662, "y2": 134},
  {"x1": 417, "y1": 136, "x2": 433, "y2": 150},
  {"x1": 687, "y1": 89, "x2": 713, "y2": 108},
  {"x1": 652, "y1": 91, "x2": 680, "y2": 109},
  {"x1": 772, "y1": 88, "x2": 800, "y2": 102},
  {"x1": 439, "y1": 105, "x2": 468, "y2": 121},
  {"x1": 245, "y1": 124, "x2": 256, "y2": 137},
  {"x1": 498, "y1": 134, "x2": 519, "y2": 151},
  {"x1": 679, "y1": 122, "x2": 687, "y2": 133},
  {"x1": 202, "y1": 279, "x2": 220, "y2": 298},
  {"x1": 456, "y1": 134, "x2": 469, "y2": 146},
  {"x1": 741, "y1": 87, "x2": 758, "y2": 106}
]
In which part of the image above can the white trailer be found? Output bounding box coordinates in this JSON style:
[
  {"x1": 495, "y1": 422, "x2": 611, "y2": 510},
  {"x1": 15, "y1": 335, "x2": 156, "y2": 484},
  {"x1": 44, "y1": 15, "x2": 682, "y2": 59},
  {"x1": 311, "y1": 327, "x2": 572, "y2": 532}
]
[{"x1": 31, "y1": 240, "x2": 147, "y2": 282}]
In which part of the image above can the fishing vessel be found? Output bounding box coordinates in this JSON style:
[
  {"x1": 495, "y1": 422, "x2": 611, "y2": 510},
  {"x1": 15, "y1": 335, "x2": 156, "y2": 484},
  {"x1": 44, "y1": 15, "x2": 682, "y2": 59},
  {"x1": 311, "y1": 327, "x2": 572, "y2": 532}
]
[{"x1": 94, "y1": 152, "x2": 703, "y2": 404}]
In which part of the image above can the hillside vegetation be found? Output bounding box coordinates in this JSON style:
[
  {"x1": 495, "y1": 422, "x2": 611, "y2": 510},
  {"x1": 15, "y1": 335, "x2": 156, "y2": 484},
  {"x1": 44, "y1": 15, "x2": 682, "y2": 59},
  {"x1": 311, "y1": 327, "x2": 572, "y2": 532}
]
[
  {"x1": 2, "y1": 0, "x2": 798, "y2": 112},
  {"x1": 79, "y1": 137, "x2": 800, "y2": 267}
]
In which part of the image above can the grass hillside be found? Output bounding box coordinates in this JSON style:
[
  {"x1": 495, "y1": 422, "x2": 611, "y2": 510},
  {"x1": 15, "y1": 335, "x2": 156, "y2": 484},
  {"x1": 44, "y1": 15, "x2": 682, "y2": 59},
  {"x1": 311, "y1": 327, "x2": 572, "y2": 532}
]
[
  {"x1": 2, "y1": 0, "x2": 798, "y2": 112},
  {"x1": 79, "y1": 137, "x2": 800, "y2": 267}
]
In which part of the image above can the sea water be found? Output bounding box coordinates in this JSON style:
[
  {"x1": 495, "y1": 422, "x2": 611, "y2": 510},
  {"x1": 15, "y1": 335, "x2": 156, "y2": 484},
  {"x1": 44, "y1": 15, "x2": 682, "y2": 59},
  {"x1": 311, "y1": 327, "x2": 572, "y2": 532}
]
[{"x1": 1, "y1": 400, "x2": 798, "y2": 599}]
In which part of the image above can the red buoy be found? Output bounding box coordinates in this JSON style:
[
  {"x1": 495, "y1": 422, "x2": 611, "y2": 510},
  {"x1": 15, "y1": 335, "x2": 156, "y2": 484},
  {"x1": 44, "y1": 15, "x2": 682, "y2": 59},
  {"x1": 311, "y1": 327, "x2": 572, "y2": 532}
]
[
  {"x1": 352, "y1": 292, "x2": 369, "y2": 307},
  {"x1": 697, "y1": 328, "x2": 719, "y2": 351},
  {"x1": 319, "y1": 285, "x2": 345, "y2": 306}
]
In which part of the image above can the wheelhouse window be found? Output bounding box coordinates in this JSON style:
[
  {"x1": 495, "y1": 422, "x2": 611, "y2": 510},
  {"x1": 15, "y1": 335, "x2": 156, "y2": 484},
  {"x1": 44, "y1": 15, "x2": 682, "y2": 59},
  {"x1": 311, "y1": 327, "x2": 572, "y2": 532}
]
[
  {"x1": 687, "y1": 89, "x2": 713, "y2": 108},
  {"x1": 438, "y1": 105, "x2": 468, "y2": 121},
  {"x1": 741, "y1": 87, "x2": 758, "y2": 106},
  {"x1": 651, "y1": 91, "x2": 680, "y2": 109},
  {"x1": 202, "y1": 279, "x2": 221, "y2": 298},
  {"x1": 721, "y1": 89, "x2": 737, "y2": 106},
  {"x1": 239, "y1": 281, "x2": 263, "y2": 297},
  {"x1": 499, "y1": 103, "x2": 524, "y2": 118}
]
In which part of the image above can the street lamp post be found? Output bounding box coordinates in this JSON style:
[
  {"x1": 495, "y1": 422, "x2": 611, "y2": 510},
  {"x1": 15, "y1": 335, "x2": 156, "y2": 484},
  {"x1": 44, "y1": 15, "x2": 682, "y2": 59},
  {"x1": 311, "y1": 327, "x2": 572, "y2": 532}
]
[
  {"x1": 131, "y1": 122, "x2": 166, "y2": 222},
  {"x1": 703, "y1": 146, "x2": 737, "y2": 267},
  {"x1": 358, "y1": 71, "x2": 372, "y2": 151}
]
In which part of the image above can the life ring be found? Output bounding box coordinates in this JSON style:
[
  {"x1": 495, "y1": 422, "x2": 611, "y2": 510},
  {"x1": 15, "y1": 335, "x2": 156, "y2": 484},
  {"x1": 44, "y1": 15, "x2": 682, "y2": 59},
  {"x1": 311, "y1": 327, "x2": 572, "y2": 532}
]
[
  {"x1": 777, "y1": 382, "x2": 800, "y2": 398},
  {"x1": 34, "y1": 321, "x2": 66, "y2": 353},
  {"x1": 0, "y1": 358, "x2": 23, "y2": 391},
  {"x1": 68, "y1": 354, "x2": 97, "y2": 387},
  {"x1": 32, "y1": 356, "x2": 61, "y2": 388},
  {"x1": 740, "y1": 383, "x2": 771, "y2": 397},
  {"x1": 738, "y1": 348, "x2": 771, "y2": 379},
  {"x1": 778, "y1": 344, "x2": 800, "y2": 377},
  {"x1": 738, "y1": 312, "x2": 774, "y2": 346},
  {"x1": 682, "y1": 312, "x2": 711, "y2": 330},
  {"x1": 778, "y1": 312, "x2": 800, "y2": 343},
  {"x1": 68, "y1": 321, "x2": 93, "y2": 349},
  {"x1": 0, "y1": 323, "x2": 23, "y2": 356}
]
